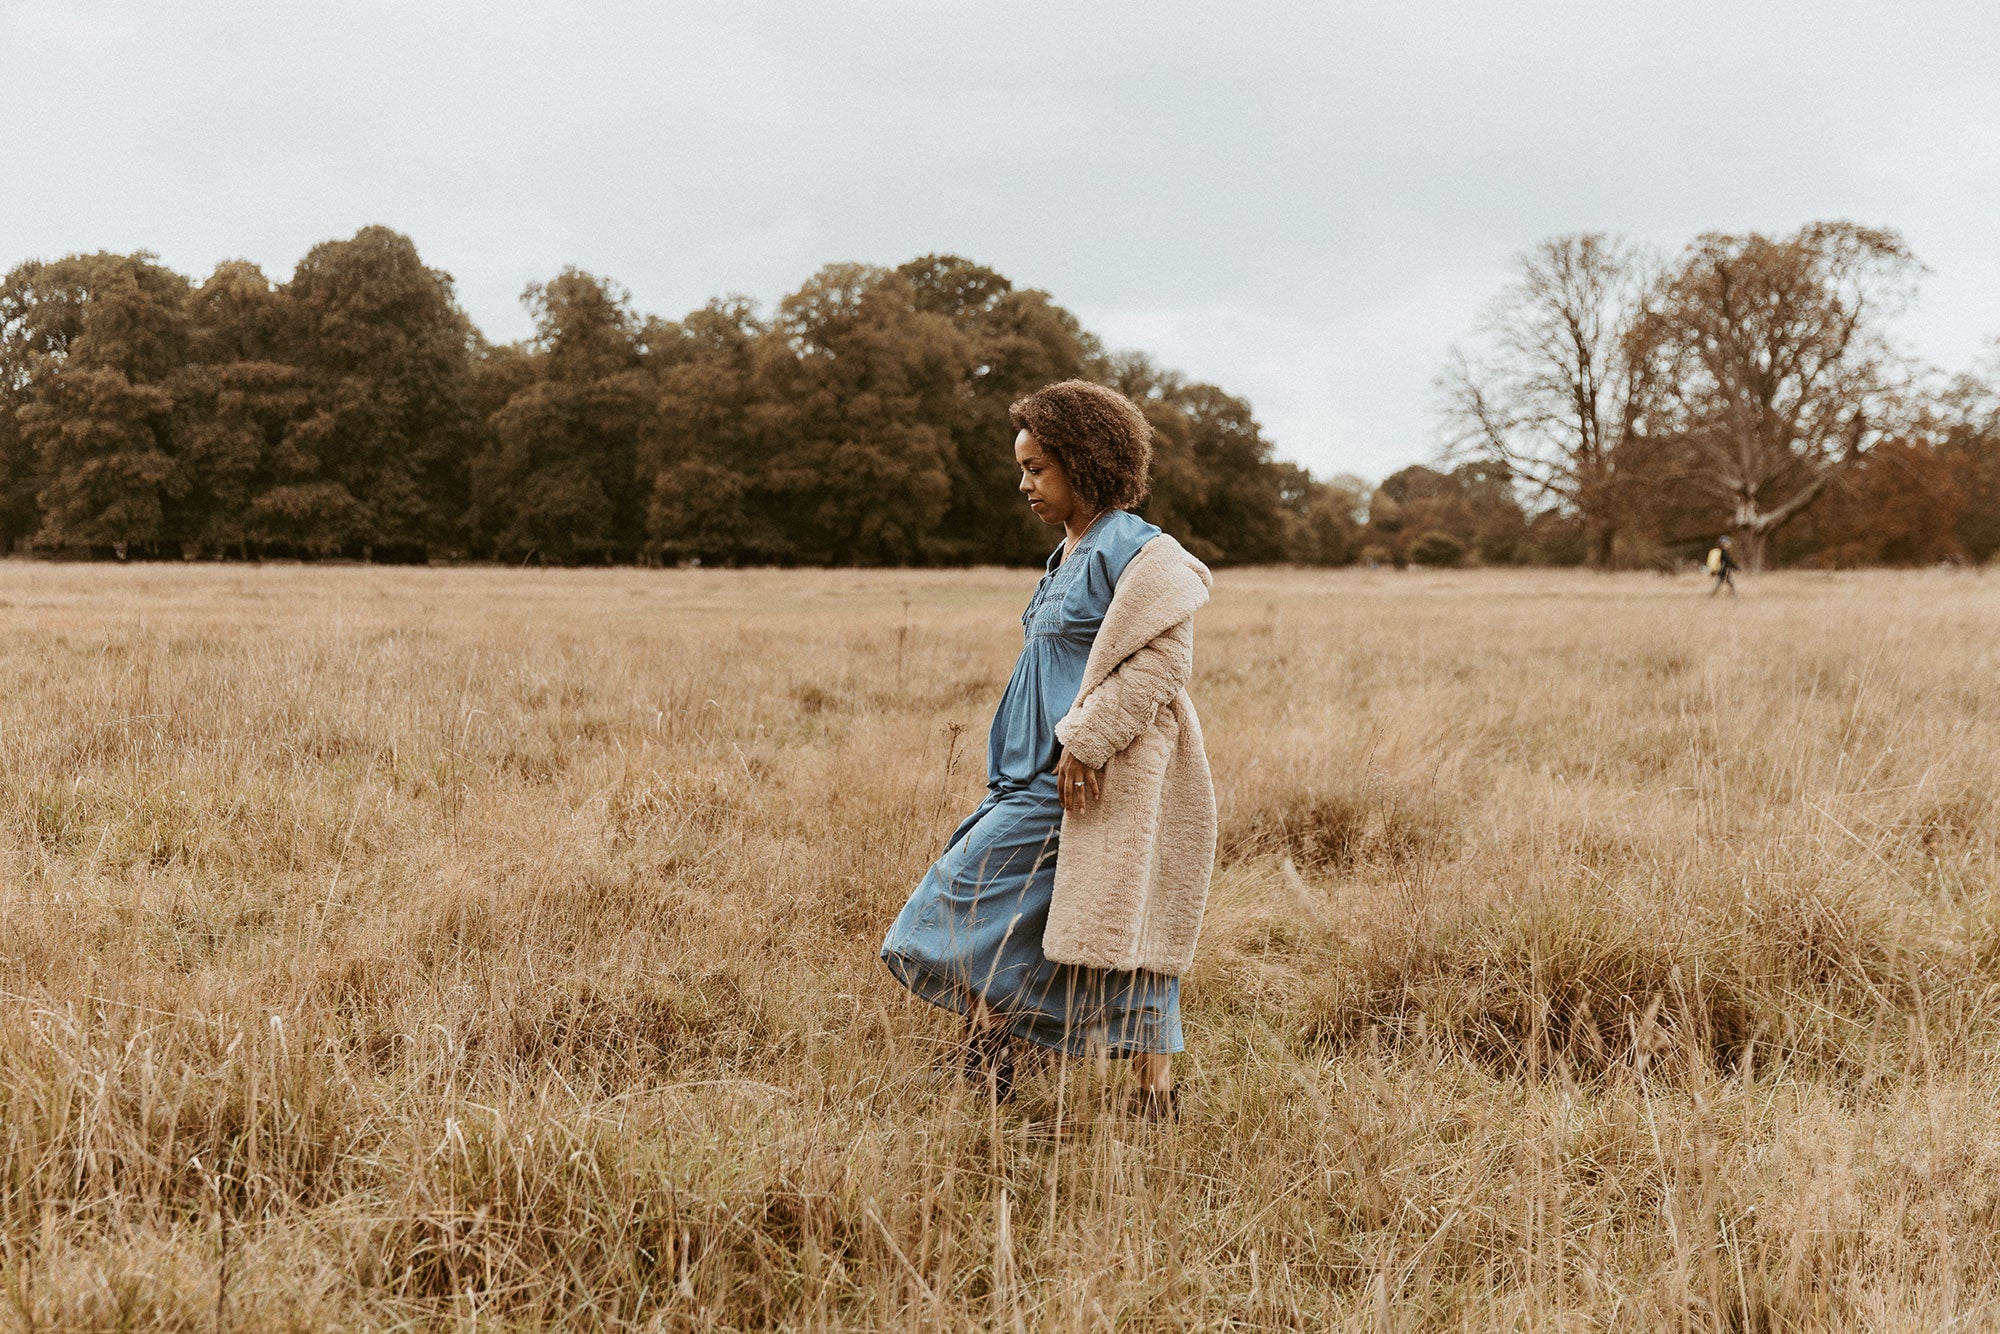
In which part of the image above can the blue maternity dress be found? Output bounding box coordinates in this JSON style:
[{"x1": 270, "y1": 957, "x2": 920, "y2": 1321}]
[{"x1": 880, "y1": 508, "x2": 1184, "y2": 1056}]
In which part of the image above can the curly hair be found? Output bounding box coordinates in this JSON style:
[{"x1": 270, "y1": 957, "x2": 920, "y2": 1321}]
[{"x1": 1008, "y1": 380, "x2": 1153, "y2": 511}]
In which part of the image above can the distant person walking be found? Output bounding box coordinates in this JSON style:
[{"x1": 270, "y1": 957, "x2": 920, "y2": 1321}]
[
  {"x1": 1707, "y1": 535, "x2": 1739, "y2": 596},
  {"x1": 880, "y1": 381, "x2": 1217, "y2": 1118}
]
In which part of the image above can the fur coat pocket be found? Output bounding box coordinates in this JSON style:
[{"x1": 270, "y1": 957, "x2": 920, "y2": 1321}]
[{"x1": 1045, "y1": 704, "x2": 1179, "y2": 970}]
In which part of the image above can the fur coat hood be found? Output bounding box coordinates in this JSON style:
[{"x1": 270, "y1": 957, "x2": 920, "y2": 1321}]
[{"x1": 1046, "y1": 533, "x2": 1217, "y2": 976}]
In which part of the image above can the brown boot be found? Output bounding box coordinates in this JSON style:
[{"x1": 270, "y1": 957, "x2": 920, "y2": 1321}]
[{"x1": 962, "y1": 1023, "x2": 1017, "y2": 1104}]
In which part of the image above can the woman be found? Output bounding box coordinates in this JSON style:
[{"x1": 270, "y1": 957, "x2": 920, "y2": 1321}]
[{"x1": 880, "y1": 380, "x2": 1218, "y2": 1116}]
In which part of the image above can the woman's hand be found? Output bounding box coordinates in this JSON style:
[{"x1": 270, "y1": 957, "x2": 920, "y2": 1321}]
[{"x1": 1055, "y1": 747, "x2": 1102, "y2": 816}]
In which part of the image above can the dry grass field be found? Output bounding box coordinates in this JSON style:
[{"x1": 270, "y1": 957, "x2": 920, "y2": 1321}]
[{"x1": 2, "y1": 560, "x2": 1998, "y2": 1331}]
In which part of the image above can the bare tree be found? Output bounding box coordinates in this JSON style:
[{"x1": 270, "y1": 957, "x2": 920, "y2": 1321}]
[
  {"x1": 1638, "y1": 221, "x2": 1923, "y2": 570},
  {"x1": 1443, "y1": 234, "x2": 1655, "y2": 568}
]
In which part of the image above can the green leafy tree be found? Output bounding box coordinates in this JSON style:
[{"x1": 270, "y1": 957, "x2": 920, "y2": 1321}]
[
  {"x1": 1100, "y1": 353, "x2": 1303, "y2": 564},
  {"x1": 1274, "y1": 463, "x2": 1367, "y2": 564},
  {"x1": 171, "y1": 261, "x2": 326, "y2": 556},
  {"x1": 187, "y1": 258, "x2": 294, "y2": 364},
  {"x1": 26, "y1": 368, "x2": 181, "y2": 553},
  {"x1": 750, "y1": 264, "x2": 964, "y2": 564},
  {"x1": 1100, "y1": 353, "x2": 1212, "y2": 557},
  {"x1": 471, "y1": 269, "x2": 655, "y2": 562},
  {"x1": 0, "y1": 259, "x2": 92, "y2": 548},
  {"x1": 1173, "y1": 383, "x2": 1291, "y2": 563},
  {"x1": 469, "y1": 338, "x2": 537, "y2": 423},
  {"x1": 1410, "y1": 529, "x2": 1466, "y2": 567},
  {"x1": 0, "y1": 399, "x2": 25, "y2": 551},
  {"x1": 1370, "y1": 465, "x2": 1440, "y2": 563},
  {"x1": 0, "y1": 239, "x2": 1384, "y2": 570},
  {"x1": 899, "y1": 255, "x2": 1094, "y2": 564},
  {"x1": 12, "y1": 253, "x2": 192, "y2": 553},
  {"x1": 644, "y1": 298, "x2": 765, "y2": 562},
  {"x1": 282, "y1": 226, "x2": 480, "y2": 558},
  {"x1": 1371, "y1": 462, "x2": 1526, "y2": 565},
  {"x1": 172, "y1": 360, "x2": 319, "y2": 556}
]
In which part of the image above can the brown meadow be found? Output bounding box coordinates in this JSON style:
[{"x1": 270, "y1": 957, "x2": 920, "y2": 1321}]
[{"x1": 2, "y1": 561, "x2": 1998, "y2": 1330}]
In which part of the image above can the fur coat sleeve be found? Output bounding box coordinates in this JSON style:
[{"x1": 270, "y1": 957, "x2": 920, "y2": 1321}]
[
  {"x1": 1045, "y1": 534, "x2": 1218, "y2": 977},
  {"x1": 1051, "y1": 618, "x2": 1193, "y2": 770}
]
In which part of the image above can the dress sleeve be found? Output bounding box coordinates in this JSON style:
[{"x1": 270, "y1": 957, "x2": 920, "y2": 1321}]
[{"x1": 1055, "y1": 520, "x2": 1150, "y2": 624}]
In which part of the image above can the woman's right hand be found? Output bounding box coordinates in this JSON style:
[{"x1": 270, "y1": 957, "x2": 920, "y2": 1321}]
[{"x1": 1055, "y1": 747, "x2": 1101, "y2": 816}]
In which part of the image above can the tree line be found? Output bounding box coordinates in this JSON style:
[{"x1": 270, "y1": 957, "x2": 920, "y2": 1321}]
[
  {"x1": 3, "y1": 223, "x2": 1994, "y2": 570},
  {"x1": 0, "y1": 229, "x2": 1368, "y2": 568},
  {"x1": 1444, "y1": 222, "x2": 2000, "y2": 569}
]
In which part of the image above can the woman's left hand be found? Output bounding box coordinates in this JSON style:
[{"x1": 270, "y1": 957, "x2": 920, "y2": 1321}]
[{"x1": 1055, "y1": 748, "x2": 1101, "y2": 816}]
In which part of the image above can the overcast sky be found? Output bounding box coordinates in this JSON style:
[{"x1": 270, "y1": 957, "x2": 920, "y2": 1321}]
[{"x1": 7, "y1": 0, "x2": 1998, "y2": 479}]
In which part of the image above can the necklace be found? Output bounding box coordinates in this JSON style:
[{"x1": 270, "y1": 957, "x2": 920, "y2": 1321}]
[{"x1": 1062, "y1": 509, "x2": 1106, "y2": 563}]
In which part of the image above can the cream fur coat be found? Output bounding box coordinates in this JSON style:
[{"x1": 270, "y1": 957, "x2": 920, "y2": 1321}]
[{"x1": 1046, "y1": 534, "x2": 1217, "y2": 977}]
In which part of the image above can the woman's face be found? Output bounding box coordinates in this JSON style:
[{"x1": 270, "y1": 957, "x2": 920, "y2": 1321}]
[{"x1": 1016, "y1": 429, "x2": 1086, "y2": 528}]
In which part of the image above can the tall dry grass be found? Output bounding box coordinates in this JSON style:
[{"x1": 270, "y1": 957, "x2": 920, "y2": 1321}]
[{"x1": 1, "y1": 560, "x2": 1997, "y2": 1330}]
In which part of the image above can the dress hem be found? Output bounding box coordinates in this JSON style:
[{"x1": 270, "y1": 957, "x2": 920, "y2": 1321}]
[{"x1": 879, "y1": 950, "x2": 1185, "y2": 1058}]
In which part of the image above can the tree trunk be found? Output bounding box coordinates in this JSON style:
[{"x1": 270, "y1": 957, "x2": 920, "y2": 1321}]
[
  {"x1": 1586, "y1": 515, "x2": 1617, "y2": 569},
  {"x1": 1732, "y1": 524, "x2": 1766, "y2": 572},
  {"x1": 1731, "y1": 463, "x2": 1842, "y2": 572}
]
